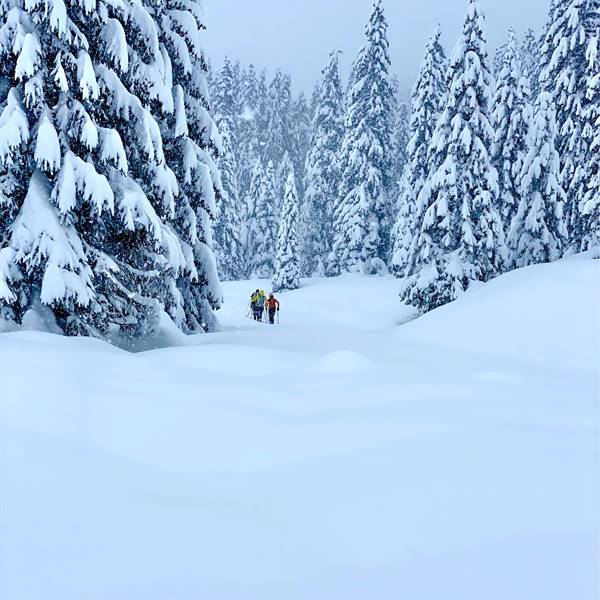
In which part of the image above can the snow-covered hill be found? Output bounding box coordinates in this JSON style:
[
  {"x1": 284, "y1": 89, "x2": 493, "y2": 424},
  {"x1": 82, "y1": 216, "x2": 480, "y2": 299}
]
[{"x1": 1, "y1": 256, "x2": 598, "y2": 600}]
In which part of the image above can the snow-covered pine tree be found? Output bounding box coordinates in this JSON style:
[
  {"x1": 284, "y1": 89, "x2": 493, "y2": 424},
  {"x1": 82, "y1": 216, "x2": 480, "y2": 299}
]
[
  {"x1": 243, "y1": 159, "x2": 263, "y2": 274},
  {"x1": 0, "y1": 0, "x2": 175, "y2": 337},
  {"x1": 214, "y1": 58, "x2": 244, "y2": 281},
  {"x1": 154, "y1": 0, "x2": 223, "y2": 332},
  {"x1": 391, "y1": 77, "x2": 410, "y2": 189},
  {"x1": 212, "y1": 61, "x2": 244, "y2": 281},
  {"x1": 276, "y1": 150, "x2": 294, "y2": 208},
  {"x1": 508, "y1": 92, "x2": 567, "y2": 266},
  {"x1": 238, "y1": 64, "x2": 262, "y2": 200},
  {"x1": 302, "y1": 50, "x2": 345, "y2": 276},
  {"x1": 329, "y1": 0, "x2": 396, "y2": 275},
  {"x1": 520, "y1": 28, "x2": 539, "y2": 83},
  {"x1": 263, "y1": 69, "x2": 293, "y2": 171},
  {"x1": 539, "y1": 0, "x2": 600, "y2": 252},
  {"x1": 391, "y1": 25, "x2": 447, "y2": 278},
  {"x1": 212, "y1": 118, "x2": 243, "y2": 281},
  {"x1": 491, "y1": 28, "x2": 533, "y2": 237},
  {"x1": 290, "y1": 92, "x2": 311, "y2": 199},
  {"x1": 581, "y1": 55, "x2": 600, "y2": 256},
  {"x1": 388, "y1": 93, "x2": 410, "y2": 260},
  {"x1": 250, "y1": 160, "x2": 278, "y2": 278},
  {"x1": 493, "y1": 41, "x2": 508, "y2": 75},
  {"x1": 214, "y1": 58, "x2": 237, "y2": 122},
  {"x1": 401, "y1": 0, "x2": 505, "y2": 312},
  {"x1": 256, "y1": 69, "x2": 270, "y2": 149},
  {"x1": 231, "y1": 60, "x2": 244, "y2": 126},
  {"x1": 273, "y1": 171, "x2": 301, "y2": 291},
  {"x1": 309, "y1": 80, "x2": 321, "y2": 122}
]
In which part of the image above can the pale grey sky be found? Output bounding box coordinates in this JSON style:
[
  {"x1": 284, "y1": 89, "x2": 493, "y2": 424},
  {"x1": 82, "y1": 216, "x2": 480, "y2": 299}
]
[{"x1": 203, "y1": 0, "x2": 549, "y2": 95}]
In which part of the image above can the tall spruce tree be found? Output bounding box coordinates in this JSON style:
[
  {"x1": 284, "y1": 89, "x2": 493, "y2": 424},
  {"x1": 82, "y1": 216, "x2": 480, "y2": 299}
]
[
  {"x1": 238, "y1": 64, "x2": 261, "y2": 201},
  {"x1": 276, "y1": 150, "x2": 294, "y2": 207},
  {"x1": 156, "y1": 0, "x2": 223, "y2": 332},
  {"x1": 243, "y1": 160, "x2": 263, "y2": 275},
  {"x1": 539, "y1": 0, "x2": 600, "y2": 252},
  {"x1": 302, "y1": 50, "x2": 345, "y2": 276},
  {"x1": 256, "y1": 69, "x2": 270, "y2": 149},
  {"x1": 391, "y1": 95, "x2": 410, "y2": 191},
  {"x1": 290, "y1": 92, "x2": 311, "y2": 199},
  {"x1": 0, "y1": 0, "x2": 222, "y2": 338},
  {"x1": 581, "y1": 57, "x2": 600, "y2": 255},
  {"x1": 0, "y1": 0, "x2": 149, "y2": 336},
  {"x1": 520, "y1": 28, "x2": 539, "y2": 83},
  {"x1": 250, "y1": 160, "x2": 278, "y2": 278},
  {"x1": 273, "y1": 171, "x2": 301, "y2": 292},
  {"x1": 508, "y1": 92, "x2": 567, "y2": 266},
  {"x1": 391, "y1": 25, "x2": 447, "y2": 278},
  {"x1": 329, "y1": 0, "x2": 395, "y2": 275},
  {"x1": 263, "y1": 69, "x2": 293, "y2": 171},
  {"x1": 491, "y1": 28, "x2": 533, "y2": 236},
  {"x1": 401, "y1": 0, "x2": 505, "y2": 312},
  {"x1": 213, "y1": 118, "x2": 243, "y2": 281},
  {"x1": 213, "y1": 61, "x2": 244, "y2": 281}
]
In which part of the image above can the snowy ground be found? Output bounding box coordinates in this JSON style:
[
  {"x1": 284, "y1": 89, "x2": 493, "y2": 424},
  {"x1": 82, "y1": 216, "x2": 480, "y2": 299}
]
[{"x1": 1, "y1": 256, "x2": 599, "y2": 600}]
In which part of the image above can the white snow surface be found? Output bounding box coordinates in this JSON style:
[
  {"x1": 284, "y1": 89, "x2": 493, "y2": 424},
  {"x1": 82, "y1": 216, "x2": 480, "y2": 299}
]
[{"x1": 1, "y1": 256, "x2": 599, "y2": 600}]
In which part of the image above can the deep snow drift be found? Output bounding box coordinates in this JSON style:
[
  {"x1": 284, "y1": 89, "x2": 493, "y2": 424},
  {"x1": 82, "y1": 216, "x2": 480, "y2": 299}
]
[{"x1": 1, "y1": 256, "x2": 598, "y2": 600}]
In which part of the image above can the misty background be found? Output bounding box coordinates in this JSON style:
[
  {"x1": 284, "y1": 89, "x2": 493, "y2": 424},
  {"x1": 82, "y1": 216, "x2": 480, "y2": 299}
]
[{"x1": 204, "y1": 0, "x2": 549, "y2": 95}]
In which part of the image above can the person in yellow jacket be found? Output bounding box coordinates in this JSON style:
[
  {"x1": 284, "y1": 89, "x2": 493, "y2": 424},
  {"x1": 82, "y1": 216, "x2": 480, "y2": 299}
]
[
  {"x1": 250, "y1": 290, "x2": 268, "y2": 321},
  {"x1": 257, "y1": 290, "x2": 267, "y2": 321},
  {"x1": 250, "y1": 289, "x2": 261, "y2": 321}
]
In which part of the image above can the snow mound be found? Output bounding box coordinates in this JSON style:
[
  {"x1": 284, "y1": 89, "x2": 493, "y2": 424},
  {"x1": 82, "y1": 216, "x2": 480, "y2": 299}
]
[{"x1": 398, "y1": 255, "x2": 600, "y2": 370}]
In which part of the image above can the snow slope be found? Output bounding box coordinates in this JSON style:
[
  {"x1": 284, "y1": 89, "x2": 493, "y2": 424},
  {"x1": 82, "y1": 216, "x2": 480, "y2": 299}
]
[{"x1": 1, "y1": 256, "x2": 599, "y2": 600}]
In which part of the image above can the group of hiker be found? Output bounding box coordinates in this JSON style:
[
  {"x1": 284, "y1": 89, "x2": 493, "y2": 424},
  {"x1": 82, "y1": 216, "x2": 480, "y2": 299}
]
[{"x1": 249, "y1": 290, "x2": 280, "y2": 325}]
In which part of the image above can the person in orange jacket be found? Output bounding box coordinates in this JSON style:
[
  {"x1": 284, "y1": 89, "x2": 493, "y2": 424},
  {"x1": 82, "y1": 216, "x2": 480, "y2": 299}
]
[{"x1": 265, "y1": 293, "x2": 280, "y2": 325}]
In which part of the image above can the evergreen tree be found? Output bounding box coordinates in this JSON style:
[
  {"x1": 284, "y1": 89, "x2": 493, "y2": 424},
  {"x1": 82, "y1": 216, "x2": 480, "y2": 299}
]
[
  {"x1": 391, "y1": 95, "x2": 410, "y2": 189},
  {"x1": 231, "y1": 60, "x2": 244, "y2": 125},
  {"x1": 238, "y1": 64, "x2": 261, "y2": 200},
  {"x1": 156, "y1": 0, "x2": 223, "y2": 332},
  {"x1": 539, "y1": 0, "x2": 600, "y2": 252},
  {"x1": 263, "y1": 70, "x2": 293, "y2": 171},
  {"x1": 302, "y1": 50, "x2": 345, "y2": 276},
  {"x1": 491, "y1": 28, "x2": 533, "y2": 236},
  {"x1": 0, "y1": 0, "x2": 167, "y2": 337},
  {"x1": 508, "y1": 92, "x2": 567, "y2": 266},
  {"x1": 401, "y1": 0, "x2": 505, "y2": 312},
  {"x1": 243, "y1": 160, "x2": 263, "y2": 275},
  {"x1": 273, "y1": 171, "x2": 301, "y2": 291},
  {"x1": 213, "y1": 62, "x2": 244, "y2": 281},
  {"x1": 213, "y1": 119, "x2": 243, "y2": 281},
  {"x1": 329, "y1": 0, "x2": 395, "y2": 274},
  {"x1": 391, "y1": 25, "x2": 447, "y2": 278},
  {"x1": 309, "y1": 80, "x2": 321, "y2": 122},
  {"x1": 250, "y1": 160, "x2": 278, "y2": 278},
  {"x1": 581, "y1": 61, "x2": 600, "y2": 256},
  {"x1": 256, "y1": 69, "x2": 270, "y2": 149},
  {"x1": 290, "y1": 93, "x2": 311, "y2": 199},
  {"x1": 520, "y1": 28, "x2": 539, "y2": 83},
  {"x1": 276, "y1": 150, "x2": 294, "y2": 207},
  {"x1": 494, "y1": 41, "x2": 508, "y2": 75},
  {"x1": 0, "y1": 0, "x2": 222, "y2": 338}
]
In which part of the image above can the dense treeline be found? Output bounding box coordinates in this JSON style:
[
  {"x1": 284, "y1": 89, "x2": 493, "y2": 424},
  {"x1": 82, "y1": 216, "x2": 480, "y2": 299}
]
[{"x1": 211, "y1": 0, "x2": 600, "y2": 313}]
